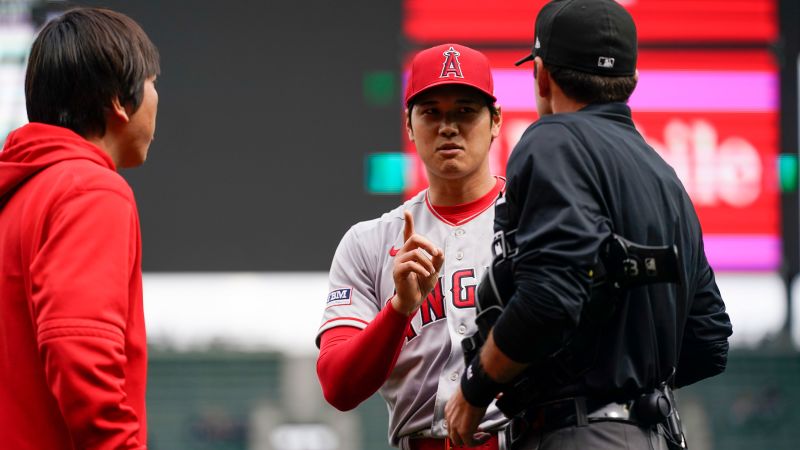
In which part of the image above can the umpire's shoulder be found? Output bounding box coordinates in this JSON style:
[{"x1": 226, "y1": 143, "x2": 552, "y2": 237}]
[
  {"x1": 510, "y1": 116, "x2": 581, "y2": 165},
  {"x1": 523, "y1": 114, "x2": 582, "y2": 142}
]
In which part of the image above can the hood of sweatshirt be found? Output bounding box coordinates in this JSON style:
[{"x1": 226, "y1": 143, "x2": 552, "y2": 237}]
[{"x1": 0, "y1": 123, "x2": 115, "y2": 202}]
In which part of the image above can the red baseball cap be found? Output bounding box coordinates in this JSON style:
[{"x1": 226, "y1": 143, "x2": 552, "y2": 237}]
[{"x1": 404, "y1": 43, "x2": 496, "y2": 107}]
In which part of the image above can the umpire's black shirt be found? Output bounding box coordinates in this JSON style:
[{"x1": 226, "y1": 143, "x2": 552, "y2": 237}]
[{"x1": 493, "y1": 102, "x2": 733, "y2": 402}]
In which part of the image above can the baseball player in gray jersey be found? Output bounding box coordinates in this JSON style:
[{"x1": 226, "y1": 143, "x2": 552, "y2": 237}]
[{"x1": 316, "y1": 44, "x2": 509, "y2": 449}]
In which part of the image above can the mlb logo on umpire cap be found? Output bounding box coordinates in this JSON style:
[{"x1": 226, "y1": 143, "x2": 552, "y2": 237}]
[
  {"x1": 598, "y1": 56, "x2": 615, "y2": 68},
  {"x1": 404, "y1": 43, "x2": 496, "y2": 106}
]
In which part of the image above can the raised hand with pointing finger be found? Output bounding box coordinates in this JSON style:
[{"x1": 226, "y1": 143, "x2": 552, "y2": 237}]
[{"x1": 391, "y1": 211, "x2": 445, "y2": 317}]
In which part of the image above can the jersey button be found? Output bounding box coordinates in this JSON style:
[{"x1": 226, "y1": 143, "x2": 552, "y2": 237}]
[
  {"x1": 450, "y1": 372, "x2": 459, "y2": 381},
  {"x1": 456, "y1": 251, "x2": 464, "y2": 260},
  {"x1": 457, "y1": 324, "x2": 467, "y2": 335},
  {"x1": 455, "y1": 228, "x2": 466, "y2": 237}
]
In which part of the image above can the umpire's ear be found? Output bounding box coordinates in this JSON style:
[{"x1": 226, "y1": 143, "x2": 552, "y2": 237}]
[{"x1": 535, "y1": 57, "x2": 551, "y2": 99}]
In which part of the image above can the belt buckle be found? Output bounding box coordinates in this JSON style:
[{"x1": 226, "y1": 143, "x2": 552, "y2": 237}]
[{"x1": 587, "y1": 401, "x2": 632, "y2": 421}]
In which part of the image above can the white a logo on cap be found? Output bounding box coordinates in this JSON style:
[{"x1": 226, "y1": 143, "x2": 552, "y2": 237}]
[
  {"x1": 535, "y1": 37, "x2": 541, "y2": 49},
  {"x1": 598, "y1": 56, "x2": 615, "y2": 68},
  {"x1": 440, "y1": 46, "x2": 464, "y2": 79}
]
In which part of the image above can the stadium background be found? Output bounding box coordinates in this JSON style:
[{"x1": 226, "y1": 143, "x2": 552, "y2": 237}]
[{"x1": 1, "y1": 0, "x2": 799, "y2": 448}]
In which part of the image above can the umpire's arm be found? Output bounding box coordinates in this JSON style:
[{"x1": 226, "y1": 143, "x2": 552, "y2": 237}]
[
  {"x1": 490, "y1": 123, "x2": 606, "y2": 367},
  {"x1": 674, "y1": 243, "x2": 733, "y2": 388}
]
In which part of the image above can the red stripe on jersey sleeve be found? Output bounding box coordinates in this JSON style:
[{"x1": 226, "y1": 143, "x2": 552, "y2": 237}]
[{"x1": 318, "y1": 316, "x2": 370, "y2": 329}]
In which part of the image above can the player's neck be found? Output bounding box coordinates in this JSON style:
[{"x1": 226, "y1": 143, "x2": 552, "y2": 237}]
[
  {"x1": 427, "y1": 170, "x2": 497, "y2": 207},
  {"x1": 85, "y1": 134, "x2": 120, "y2": 169}
]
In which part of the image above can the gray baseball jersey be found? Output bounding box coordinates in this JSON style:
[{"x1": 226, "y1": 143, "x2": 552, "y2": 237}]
[{"x1": 317, "y1": 186, "x2": 508, "y2": 447}]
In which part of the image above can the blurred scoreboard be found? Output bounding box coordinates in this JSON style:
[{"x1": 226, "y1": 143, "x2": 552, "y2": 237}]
[
  {"x1": 404, "y1": 0, "x2": 777, "y2": 44},
  {"x1": 401, "y1": 0, "x2": 779, "y2": 272}
]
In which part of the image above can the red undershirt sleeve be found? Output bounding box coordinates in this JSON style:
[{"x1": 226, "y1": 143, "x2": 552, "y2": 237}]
[{"x1": 317, "y1": 303, "x2": 412, "y2": 411}]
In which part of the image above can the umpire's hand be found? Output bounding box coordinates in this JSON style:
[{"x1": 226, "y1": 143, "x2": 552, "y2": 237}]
[{"x1": 445, "y1": 387, "x2": 491, "y2": 447}]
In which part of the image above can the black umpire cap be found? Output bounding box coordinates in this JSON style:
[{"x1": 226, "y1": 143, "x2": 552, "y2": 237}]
[{"x1": 515, "y1": 0, "x2": 638, "y2": 76}]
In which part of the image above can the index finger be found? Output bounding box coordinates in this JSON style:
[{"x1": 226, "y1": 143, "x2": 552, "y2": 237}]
[{"x1": 403, "y1": 210, "x2": 414, "y2": 243}]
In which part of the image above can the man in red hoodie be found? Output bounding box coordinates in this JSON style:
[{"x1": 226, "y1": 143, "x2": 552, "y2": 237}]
[{"x1": 0, "y1": 8, "x2": 159, "y2": 449}]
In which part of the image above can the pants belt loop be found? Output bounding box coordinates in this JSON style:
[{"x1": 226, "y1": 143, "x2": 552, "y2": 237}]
[{"x1": 574, "y1": 397, "x2": 589, "y2": 427}]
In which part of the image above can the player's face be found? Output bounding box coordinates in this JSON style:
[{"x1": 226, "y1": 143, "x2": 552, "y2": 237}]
[
  {"x1": 118, "y1": 76, "x2": 159, "y2": 168},
  {"x1": 406, "y1": 85, "x2": 500, "y2": 183}
]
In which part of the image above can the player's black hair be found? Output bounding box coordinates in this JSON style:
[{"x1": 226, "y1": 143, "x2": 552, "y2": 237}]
[
  {"x1": 25, "y1": 8, "x2": 160, "y2": 138},
  {"x1": 545, "y1": 63, "x2": 637, "y2": 104}
]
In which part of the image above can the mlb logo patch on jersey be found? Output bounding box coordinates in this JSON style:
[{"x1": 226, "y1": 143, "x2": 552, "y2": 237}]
[{"x1": 326, "y1": 288, "x2": 352, "y2": 307}]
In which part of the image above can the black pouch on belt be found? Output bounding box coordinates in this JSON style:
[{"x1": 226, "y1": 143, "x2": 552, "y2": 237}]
[{"x1": 632, "y1": 385, "x2": 687, "y2": 450}]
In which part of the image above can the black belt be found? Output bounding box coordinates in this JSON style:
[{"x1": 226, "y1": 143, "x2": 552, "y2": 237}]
[{"x1": 514, "y1": 396, "x2": 643, "y2": 436}]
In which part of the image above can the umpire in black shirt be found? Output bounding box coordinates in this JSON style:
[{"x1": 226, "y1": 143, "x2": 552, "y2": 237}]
[{"x1": 445, "y1": 0, "x2": 733, "y2": 448}]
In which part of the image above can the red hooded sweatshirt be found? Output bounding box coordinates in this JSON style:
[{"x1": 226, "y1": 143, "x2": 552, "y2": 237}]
[{"x1": 0, "y1": 123, "x2": 147, "y2": 449}]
